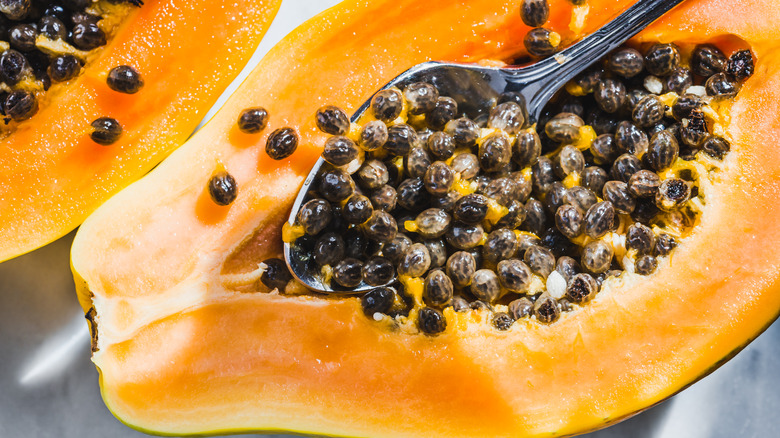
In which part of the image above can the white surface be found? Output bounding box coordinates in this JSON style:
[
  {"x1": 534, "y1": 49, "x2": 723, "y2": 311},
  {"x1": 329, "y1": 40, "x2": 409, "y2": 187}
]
[{"x1": 1, "y1": 0, "x2": 779, "y2": 437}]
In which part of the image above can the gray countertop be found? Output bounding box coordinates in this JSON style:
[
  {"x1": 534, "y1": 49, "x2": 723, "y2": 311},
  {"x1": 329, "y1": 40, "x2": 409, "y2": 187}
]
[{"x1": 1, "y1": 1, "x2": 778, "y2": 437}]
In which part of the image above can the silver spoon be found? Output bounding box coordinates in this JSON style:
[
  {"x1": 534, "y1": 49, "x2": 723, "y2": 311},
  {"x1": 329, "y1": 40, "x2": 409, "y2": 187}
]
[{"x1": 285, "y1": 0, "x2": 686, "y2": 293}]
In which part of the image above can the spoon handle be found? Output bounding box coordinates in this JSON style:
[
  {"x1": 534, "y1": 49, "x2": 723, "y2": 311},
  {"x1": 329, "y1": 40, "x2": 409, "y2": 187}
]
[{"x1": 509, "y1": 0, "x2": 687, "y2": 121}]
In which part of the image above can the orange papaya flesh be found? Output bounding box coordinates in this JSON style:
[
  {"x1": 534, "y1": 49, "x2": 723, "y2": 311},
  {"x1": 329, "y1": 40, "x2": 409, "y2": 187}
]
[
  {"x1": 0, "y1": 0, "x2": 282, "y2": 263},
  {"x1": 71, "y1": 0, "x2": 780, "y2": 436}
]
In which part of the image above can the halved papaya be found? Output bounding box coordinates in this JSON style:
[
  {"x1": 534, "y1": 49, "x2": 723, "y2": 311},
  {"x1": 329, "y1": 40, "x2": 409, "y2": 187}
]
[
  {"x1": 0, "y1": 0, "x2": 282, "y2": 262},
  {"x1": 71, "y1": 0, "x2": 780, "y2": 436}
]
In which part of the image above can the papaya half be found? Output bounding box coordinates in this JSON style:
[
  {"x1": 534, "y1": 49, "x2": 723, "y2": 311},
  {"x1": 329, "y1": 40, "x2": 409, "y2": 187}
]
[
  {"x1": 71, "y1": 0, "x2": 780, "y2": 436},
  {"x1": 0, "y1": 0, "x2": 282, "y2": 262}
]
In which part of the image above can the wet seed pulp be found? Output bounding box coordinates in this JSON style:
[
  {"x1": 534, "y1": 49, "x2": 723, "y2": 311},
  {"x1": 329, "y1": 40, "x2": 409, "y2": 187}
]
[{"x1": 259, "y1": 2, "x2": 745, "y2": 335}]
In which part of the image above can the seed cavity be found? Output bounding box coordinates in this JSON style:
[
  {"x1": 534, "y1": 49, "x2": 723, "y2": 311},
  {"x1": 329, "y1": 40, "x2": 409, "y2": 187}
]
[{"x1": 272, "y1": 21, "x2": 745, "y2": 335}]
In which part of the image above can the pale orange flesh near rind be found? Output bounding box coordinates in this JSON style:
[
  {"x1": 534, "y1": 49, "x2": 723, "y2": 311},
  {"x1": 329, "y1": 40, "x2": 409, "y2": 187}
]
[
  {"x1": 0, "y1": 0, "x2": 282, "y2": 262},
  {"x1": 71, "y1": 0, "x2": 780, "y2": 436}
]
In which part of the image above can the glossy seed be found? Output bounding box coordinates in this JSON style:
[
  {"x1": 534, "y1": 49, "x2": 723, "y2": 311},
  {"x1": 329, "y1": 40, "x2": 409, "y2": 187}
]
[
  {"x1": 0, "y1": 0, "x2": 30, "y2": 20},
  {"x1": 398, "y1": 243, "x2": 431, "y2": 277},
  {"x1": 371, "y1": 88, "x2": 403, "y2": 122},
  {"x1": 89, "y1": 117, "x2": 122, "y2": 145},
  {"x1": 607, "y1": 48, "x2": 644, "y2": 78},
  {"x1": 423, "y1": 161, "x2": 454, "y2": 196},
  {"x1": 8, "y1": 24, "x2": 36, "y2": 52},
  {"x1": 356, "y1": 120, "x2": 387, "y2": 151},
  {"x1": 628, "y1": 170, "x2": 661, "y2": 198},
  {"x1": 647, "y1": 131, "x2": 679, "y2": 171},
  {"x1": 354, "y1": 160, "x2": 389, "y2": 191},
  {"x1": 410, "y1": 208, "x2": 450, "y2": 239},
  {"x1": 522, "y1": 199, "x2": 547, "y2": 236},
  {"x1": 484, "y1": 177, "x2": 519, "y2": 206},
  {"x1": 524, "y1": 27, "x2": 560, "y2": 57},
  {"x1": 318, "y1": 168, "x2": 353, "y2": 202},
  {"x1": 362, "y1": 256, "x2": 395, "y2": 286},
  {"x1": 632, "y1": 95, "x2": 664, "y2": 128},
  {"x1": 332, "y1": 258, "x2": 364, "y2": 288},
  {"x1": 451, "y1": 193, "x2": 487, "y2": 224},
  {"x1": 403, "y1": 82, "x2": 438, "y2": 115},
  {"x1": 297, "y1": 198, "x2": 332, "y2": 235},
  {"x1": 665, "y1": 67, "x2": 693, "y2": 94},
  {"x1": 602, "y1": 180, "x2": 636, "y2": 214},
  {"x1": 582, "y1": 166, "x2": 608, "y2": 194},
  {"x1": 488, "y1": 101, "x2": 525, "y2": 134},
  {"x1": 380, "y1": 234, "x2": 409, "y2": 265},
  {"x1": 422, "y1": 238, "x2": 447, "y2": 269},
  {"x1": 691, "y1": 44, "x2": 727, "y2": 77},
  {"x1": 445, "y1": 222, "x2": 485, "y2": 250},
  {"x1": 424, "y1": 270, "x2": 453, "y2": 307},
  {"x1": 236, "y1": 107, "x2": 268, "y2": 134},
  {"x1": 544, "y1": 112, "x2": 583, "y2": 143},
  {"x1": 644, "y1": 43, "x2": 680, "y2": 76},
  {"x1": 626, "y1": 223, "x2": 655, "y2": 255},
  {"x1": 444, "y1": 117, "x2": 480, "y2": 147},
  {"x1": 384, "y1": 123, "x2": 418, "y2": 156},
  {"x1": 590, "y1": 134, "x2": 618, "y2": 164},
  {"x1": 727, "y1": 49, "x2": 754, "y2": 82},
  {"x1": 343, "y1": 194, "x2": 373, "y2": 224},
  {"x1": 106, "y1": 65, "x2": 144, "y2": 94},
  {"x1": 207, "y1": 171, "x2": 237, "y2": 206},
  {"x1": 554, "y1": 145, "x2": 585, "y2": 178},
  {"x1": 635, "y1": 254, "x2": 658, "y2": 275},
  {"x1": 513, "y1": 128, "x2": 542, "y2": 167},
  {"x1": 48, "y1": 54, "x2": 81, "y2": 82},
  {"x1": 483, "y1": 229, "x2": 518, "y2": 266},
  {"x1": 428, "y1": 96, "x2": 458, "y2": 130},
  {"x1": 4, "y1": 89, "x2": 37, "y2": 121},
  {"x1": 470, "y1": 269, "x2": 503, "y2": 303},
  {"x1": 654, "y1": 233, "x2": 677, "y2": 256},
  {"x1": 595, "y1": 79, "x2": 627, "y2": 113},
  {"x1": 396, "y1": 177, "x2": 429, "y2": 211},
  {"x1": 531, "y1": 156, "x2": 556, "y2": 194},
  {"x1": 672, "y1": 94, "x2": 702, "y2": 121},
  {"x1": 418, "y1": 307, "x2": 447, "y2": 335},
  {"x1": 423, "y1": 131, "x2": 455, "y2": 161},
  {"x1": 564, "y1": 186, "x2": 597, "y2": 213},
  {"x1": 313, "y1": 232, "x2": 345, "y2": 266},
  {"x1": 443, "y1": 251, "x2": 475, "y2": 289},
  {"x1": 323, "y1": 136, "x2": 359, "y2": 166},
  {"x1": 509, "y1": 297, "x2": 534, "y2": 319},
  {"x1": 520, "y1": 0, "x2": 549, "y2": 27},
  {"x1": 72, "y1": 22, "x2": 106, "y2": 50},
  {"x1": 584, "y1": 201, "x2": 615, "y2": 239},
  {"x1": 555, "y1": 204, "x2": 583, "y2": 239},
  {"x1": 614, "y1": 121, "x2": 649, "y2": 157},
  {"x1": 702, "y1": 135, "x2": 730, "y2": 160},
  {"x1": 656, "y1": 178, "x2": 691, "y2": 211},
  {"x1": 39, "y1": 15, "x2": 66, "y2": 40},
  {"x1": 362, "y1": 210, "x2": 398, "y2": 242},
  {"x1": 315, "y1": 105, "x2": 349, "y2": 135},
  {"x1": 534, "y1": 293, "x2": 560, "y2": 323},
  {"x1": 555, "y1": 256, "x2": 580, "y2": 283},
  {"x1": 260, "y1": 258, "x2": 292, "y2": 291},
  {"x1": 478, "y1": 132, "x2": 512, "y2": 172},
  {"x1": 496, "y1": 259, "x2": 532, "y2": 293},
  {"x1": 266, "y1": 127, "x2": 299, "y2": 160},
  {"x1": 361, "y1": 287, "x2": 395, "y2": 316},
  {"x1": 524, "y1": 245, "x2": 555, "y2": 278},
  {"x1": 705, "y1": 72, "x2": 737, "y2": 99},
  {"x1": 611, "y1": 153, "x2": 642, "y2": 183},
  {"x1": 582, "y1": 240, "x2": 613, "y2": 274}
]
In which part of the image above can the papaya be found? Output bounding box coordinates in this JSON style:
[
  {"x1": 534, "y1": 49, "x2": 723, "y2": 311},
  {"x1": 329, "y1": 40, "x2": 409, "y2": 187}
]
[
  {"x1": 0, "y1": 0, "x2": 282, "y2": 262},
  {"x1": 70, "y1": 0, "x2": 780, "y2": 436}
]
